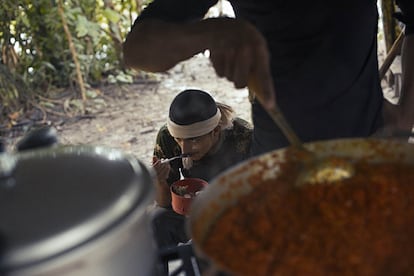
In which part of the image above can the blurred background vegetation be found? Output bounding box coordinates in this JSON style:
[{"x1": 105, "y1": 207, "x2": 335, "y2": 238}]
[
  {"x1": 0, "y1": 0, "x2": 151, "y2": 130},
  {"x1": 0, "y1": 0, "x2": 403, "y2": 133}
]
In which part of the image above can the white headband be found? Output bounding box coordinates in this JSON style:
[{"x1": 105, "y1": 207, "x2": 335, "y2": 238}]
[{"x1": 167, "y1": 109, "x2": 221, "y2": 139}]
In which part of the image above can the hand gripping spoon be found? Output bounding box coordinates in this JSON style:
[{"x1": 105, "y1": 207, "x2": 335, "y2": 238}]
[{"x1": 160, "y1": 154, "x2": 191, "y2": 164}]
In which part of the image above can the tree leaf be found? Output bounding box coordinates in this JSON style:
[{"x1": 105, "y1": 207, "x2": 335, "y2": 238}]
[
  {"x1": 75, "y1": 15, "x2": 89, "y2": 37},
  {"x1": 40, "y1": 101, "x2": 55, "y2": 109},
  {"x1": 102, "y1": 8, "x2": 121, "y2": 23},
  {"x1": 86, "y1": 89, "x2": 99, "y2": 98},
  {"x1": 115, "y1": 72, "x2": 133, "y2": 83}
]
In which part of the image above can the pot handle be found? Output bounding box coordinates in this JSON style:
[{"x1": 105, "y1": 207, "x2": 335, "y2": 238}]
[
  {"x1": 16, "y1": 126, "x2": 58, "y2": 151},
  {"x1": 1, "y1": 127, "x2": 58, "y2": 182}
]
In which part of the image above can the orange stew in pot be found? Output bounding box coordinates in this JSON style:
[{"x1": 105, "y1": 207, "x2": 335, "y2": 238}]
[{"x1": 203, "y1": 154, "x2": 414, "y2": 275}]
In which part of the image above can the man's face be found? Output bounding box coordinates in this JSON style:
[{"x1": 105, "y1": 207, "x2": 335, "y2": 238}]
[{"x1": 174, "y1": 128, "x2": 219, "y2": 161}]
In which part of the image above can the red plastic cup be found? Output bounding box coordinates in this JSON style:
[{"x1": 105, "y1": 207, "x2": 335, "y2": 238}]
[{"x1": 171, "y1": 178, "x2": 208, "y2": 216}]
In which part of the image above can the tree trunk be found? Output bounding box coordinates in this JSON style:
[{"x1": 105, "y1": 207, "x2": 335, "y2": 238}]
[
  {"x1": 103, "y1": 0, "x2": 124, "y2": 69},
  {"x1": 380, "y1": 0, "x2": 401, "y2": 53},
  {"x1": 57, "y1": 0, "x2": 87, "y2": 110}
]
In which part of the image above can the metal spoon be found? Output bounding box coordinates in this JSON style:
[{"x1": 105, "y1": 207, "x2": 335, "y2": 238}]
[{"x1": 160, "y1": 154, "x2": 191, "y2": 164}]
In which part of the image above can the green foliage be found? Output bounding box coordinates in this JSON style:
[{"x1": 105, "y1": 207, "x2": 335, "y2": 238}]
[{"x1": 0, "y1": 0, "x2": 152, "y2": 125}]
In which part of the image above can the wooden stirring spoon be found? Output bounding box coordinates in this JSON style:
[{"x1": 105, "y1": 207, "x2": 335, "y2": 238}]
[{"x1": 248, "y1": 75, "x2": 354, "y2": 186}]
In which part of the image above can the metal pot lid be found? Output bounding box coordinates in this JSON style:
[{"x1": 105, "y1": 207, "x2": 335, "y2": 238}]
[{"x1": 0, "y1": 145, "x2": 154, "y2": 270}]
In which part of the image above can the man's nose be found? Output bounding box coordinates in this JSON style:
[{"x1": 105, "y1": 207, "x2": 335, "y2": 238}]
[{"x1": 181, "y1": 140, "x2": 193, "y2": 153}]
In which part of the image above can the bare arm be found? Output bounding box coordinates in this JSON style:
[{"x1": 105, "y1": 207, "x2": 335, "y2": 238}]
[
  {"x1": 154, "y1": 179, "x2": 172, "y2": 207},
  {"x1": 123, "y1": 19, "x2": 209, "y2": 72},
  {"x1": 122, "y1": 17, "x2": 275, "y2": 109}
]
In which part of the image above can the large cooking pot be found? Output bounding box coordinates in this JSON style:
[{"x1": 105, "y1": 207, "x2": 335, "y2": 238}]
[
  {"x1": 0, "y1": 129, "x2": 158, "y2": 276},
  {"x1": 188, "y1": 137, "x2": 414, "y2": 274}
]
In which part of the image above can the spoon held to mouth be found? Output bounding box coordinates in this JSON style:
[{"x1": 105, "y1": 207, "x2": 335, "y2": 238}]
[{"x1": 160, "y1": 154, "x2": 191, "y2": 164}]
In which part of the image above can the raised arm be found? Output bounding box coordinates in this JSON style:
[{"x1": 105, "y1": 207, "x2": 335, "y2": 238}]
[
  {"x1": 122, "y1": 3, "x2": 275, "y2": 109},
  {"x1": 123, "y1": 19, "x2": 209, "y2": 72}
]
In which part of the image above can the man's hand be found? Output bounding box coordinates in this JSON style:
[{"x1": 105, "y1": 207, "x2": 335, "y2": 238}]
[
  {"x1": 152, "y1": 156, "x2": 172, "y2": 207},
  {"x1": 152, "y1": 156, "x2": 171, "y2": 181},
  {"x1": 206, "y1": 18, "x2": 276, "y2": 110}
]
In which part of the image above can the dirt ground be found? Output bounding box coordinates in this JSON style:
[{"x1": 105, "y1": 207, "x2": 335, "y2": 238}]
[{"x1": 4, "y1": 54, "x2": 251, "y2": 166}]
